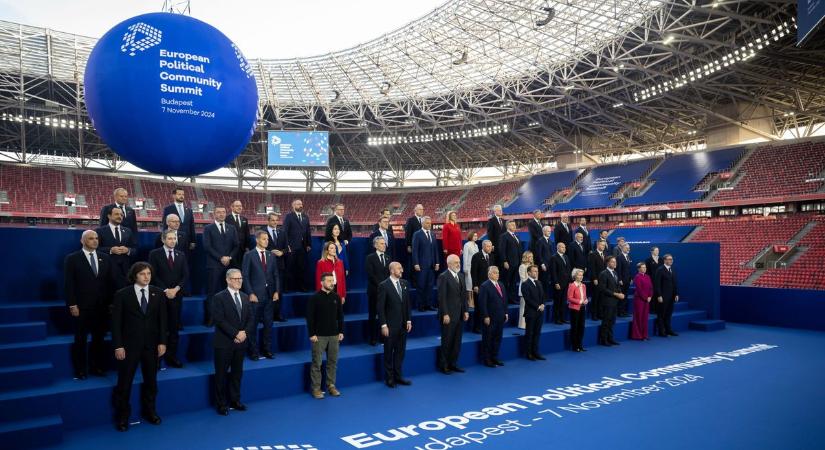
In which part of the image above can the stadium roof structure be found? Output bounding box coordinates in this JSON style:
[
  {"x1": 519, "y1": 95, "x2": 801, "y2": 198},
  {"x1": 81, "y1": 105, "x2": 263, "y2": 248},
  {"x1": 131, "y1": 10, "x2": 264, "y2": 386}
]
[{"x1": 0, "y1": 0, "x2": 824, "y2": 186}]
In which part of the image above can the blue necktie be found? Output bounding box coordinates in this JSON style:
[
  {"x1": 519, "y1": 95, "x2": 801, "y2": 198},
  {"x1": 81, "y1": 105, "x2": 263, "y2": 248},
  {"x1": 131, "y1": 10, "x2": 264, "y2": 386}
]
[
  {"x1": 233, "y1": 292, "x2": 242, "y2": 319},
  {"x1": 140, "y1": 288, "x2": 148, "y2": 314},
  {"x1": 89, "y1": 252, "x2": 98, "y2": 276}
]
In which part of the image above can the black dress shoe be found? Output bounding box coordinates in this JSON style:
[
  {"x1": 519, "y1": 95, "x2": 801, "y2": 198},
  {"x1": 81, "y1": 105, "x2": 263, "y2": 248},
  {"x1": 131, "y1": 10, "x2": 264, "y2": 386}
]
[
  {"x1": 165, "y1": 358, "x2": 184, "y2": 368},
  {"x1": 579, "y1": 348, "x2": 587, "y2": 352},
  {"x1": 263, "y1": 351, "x2": 275, "y2": 359},
  {"x1": 484, "y1": 360, "x2": 497, "y2": 368},
  {"x1": 142, "y1": 413, "x2": 162, "y2": 425},
  {"x1": 385, "y1": 380, "x2": 397, "y2": 388},
  {"x1": 526, "y1": 354, "x2": 536, "y2": 361},
  {"x1": 275, "y1": 316, "x2": 287, "y2": 322},
  {"x1": 248, "y1": 354, "x2": 260, "y2": 361},
  {"x1": 600, "y1": 341, "x2": 611, "y2": 347},
  {"x1": 450, "y1": 366, "x2": 465, "y2": 373},
  {"x1": 75, "y1": 372, "x2": 87, "y2": 380},
  {"x1": 116, "y1": 421, "x2": 128, "y2": 432},
  {"x1": 494, "y1": 360, "x2": 505, "y2": 367},
  {"x1": 395, "y1": 378, "x2": 412, "y2": 386},
  {"x1": 440, "y1": 367, "x2": 453, "y2": 375},
  {"x1": 574, "y1": 348, "x2": 582, "y2": 352},
  {"x1": 609, "y1": 340, "x2": 620, "y2": 346},
  {"x1": 217, "y1": 407, "x2": 229, "y2": 416},
  {"x1": 534, "y1": 354, "x2": 546, "y2": 360},
  {"x1": 90, "y1": 367, "x2": 106, "y2": 377},
  {"x1": 658, "y1": 332, "x2": 669, "y2": 337},
  {"x1": 562, "y1": 320, "x2": 570, "y2": 324},
  {"x1": 667, "y1": 331, "x2": 679, "y2": 336},
  {"x1": 369, "y1": 340, "x2": 377, "y2": 346},
  {"x1": 230, "y1": 402, "x2": 247, "y2": 411}
]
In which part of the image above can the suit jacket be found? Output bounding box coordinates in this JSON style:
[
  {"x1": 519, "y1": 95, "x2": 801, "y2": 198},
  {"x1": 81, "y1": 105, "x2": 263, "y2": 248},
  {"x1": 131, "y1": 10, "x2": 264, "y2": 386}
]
[
  {"x1": 212, "y1": 289, "x2": 255, "y2": 349},
  {"x1": 566, "y1": 282, "x2": 587, "y2": 311},
  {"x1": 225, "y1": 213, "x2": 251, "y2": 261},
  {"x1": 377, "y1": 278, "x2": 411, "y2": 330},
  {"x1": 554, "y1": 222, "x2": 572, "y2": 245},
  {"x1": 477, "y1": 280, "x2": 507, "y2": 322},
  {"x1": 325, "y1": 215, "x2": 353, "y2": 243},
  {"x1": 550, "y1": 253, "x2": 572, "y2": 286},
  {"x1": 598, "y1": 269, "x2": 622, "y2": 303},
  {"x1": 574, "y1": 226, "x2": 592, "y2": 254},
  {"x1": 404, "y1": 215, "x2": 423, "y2": 249},
  {"x1": 645, "y1": 256, "x2": 662, "y2": 276},
  {"x1": 99, "y1": 203, "x2": 137, "y2": 235},
  {"x1": 412, "y1": 229, "x2": 439, "y2": 269},
  {"x1": 536, "y1": 236, "x2": 554, "y2": 280},
  {"x1": 282, "y1": 211, "x2": 311, "y2": 251},
  {"x1": 368, "y1": 227, "x2": 395, "y2": 260},
  {"x1": 498, "y1": 231, "x2": 521, "y2": 267},
  {"x1": 653, "y1": 265, "x2": 679, "y2": 300},
  {"x1": 203, "y1": 222, "x2": 238, "y2": 269},
  {"x1": 365, "y1": 251, "x2": 391, "y2": 296},
  {"x1": 470, "y1": 251, "x2": 493, "y2": 289},
  {"x1": 241, "y1": 248, "x2": 280, "y2": 299},
  {"x1": 437, "y1": 270, "x2": 468, "y2": 320},
  {"x1": 261, "y1": 225, "x2": 287, "y2": 271},
  {"x1": 527, "y1": 219, "x2": 544, "y2": 254},
  {"x1": 153, "y1": 229, "x2": 190, "y2": 253},
  {"x1": 161, "y1": 203, "x2": 195, "y2": 241},
  {"x1": 96, "y1": 224, "x2": 137, "y2": 280},
  {"x1": 63, "y1": 249, "x2": 113, "y2": 309},
  {"x1": 569, "y1": 240, "x2": 587, "y2": 270},
  {"x1": 521, "y1": 277, "x2": 545, "y2": 317},
  {"x1": 111, "y1": 285, "x2": 167, "y2": 350},
  {"x1": 148, "y1": 247, "x2": 189, "y2": 297},
  {"x1": 486, "y1": 216, "x2": 505, "y2": 254},
  {"x1": 587, "y1": 251, "x2": 607, "y2": 283},
  {"x1": 617, "y1": 252, "x2": 633, "y2": 284}
]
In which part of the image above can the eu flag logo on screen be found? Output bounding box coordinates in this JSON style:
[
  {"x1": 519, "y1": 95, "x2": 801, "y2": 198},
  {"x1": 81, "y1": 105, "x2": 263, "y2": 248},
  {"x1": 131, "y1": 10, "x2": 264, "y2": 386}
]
[{"x1": 267, "y1": 130, "x2": 329, "y2": 167}]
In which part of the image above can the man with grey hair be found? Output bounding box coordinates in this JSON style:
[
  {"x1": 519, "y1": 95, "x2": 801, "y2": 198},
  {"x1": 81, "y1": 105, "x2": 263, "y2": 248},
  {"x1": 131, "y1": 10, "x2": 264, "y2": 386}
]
[
  {"x1": 554, "y1": 213, "x2": 572, "y2": 246},
  {"x1": 282, "y1": 198, "x2": 312, "y2": 291},
  {"x1": 617, "y1": 242, "x2": 632, "y2": 317},
  {"x1": 470, "y1": 239, "x2": 495, "y2": 333},
  {"x1": 412, "y1": 216, "x2": 439, "y2": 311},
  {"x1": 377, "y1": 262, "x2": 412, "y2": 387},
  {"x1": 212, "y1": 268, "x2": 254, "y2": 415},
  {"x1": 478, "y1": 265, "x2": 508, "y2": 367},
  {"x1": 437, "y1": 254, "x2": 469, "y2": 374},
  {"x1": 537, "y1": 225, "x2": 554, "y2": 298},
  {"x1": 486, "y1": 205, "x2": 505, "y2": 265},
  {"x1": 100, "y1": 187, "x2": 137, "y2": 235},
  {"x1": 161, "y1": 187, "x2": 195, "y2": 251},
  {"x1": 528, "y1": 209, "x2": 544, "y2": 256},
  {"x1": 154, "y1": 213, "x2": 190, "y2": 253},
  {"x1": 404, "y1": 204, "x2": 425, "y2": 284},
  {"x1": 365, "y1": 236, "x2": 391, "y2": 346}
]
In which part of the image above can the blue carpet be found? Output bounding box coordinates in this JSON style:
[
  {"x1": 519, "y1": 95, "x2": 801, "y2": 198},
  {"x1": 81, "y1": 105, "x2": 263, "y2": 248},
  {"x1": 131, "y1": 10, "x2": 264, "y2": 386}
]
[{"x1": 44, "y1": 324, "x2": 825, "y2": 450}]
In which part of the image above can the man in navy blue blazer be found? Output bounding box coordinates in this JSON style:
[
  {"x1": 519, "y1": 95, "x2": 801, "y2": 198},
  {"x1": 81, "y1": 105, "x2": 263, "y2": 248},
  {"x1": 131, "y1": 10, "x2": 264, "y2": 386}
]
[
  {"x1": 282, "y1": 199, "x2": 312, "y2": 292},
  {"x1": 242, "y1": 231, "x2": 281, "y2": 360},
  {"x1": 96, "y1": 207, "x2": 137, "y2": 290},
  {"x1": 368, "y1": 215, "x2": 395, "y2": 261},
  {"x1": 161, "y1": 187, "x2": 196, "y2": 251},
  {"x1": 569, "y1": 232, "x2": 588, "y2": 271},
  {"x1": 616, "y1": 242, "x2": 633, "y2": 318},
  {"x1": 148, "y1": 229, "x2": 189, "y2": 368},
  {"x1": 203, "y1": 206, "x2": 238, "y2": 326},
  {"x1": 498, "y1": 220, "x2": 522, "y2": 304},
  {"x1": 477, "y1": 266, "x2": 509, "y2": 368},
  {"x1": 261, "y1": 212, "x2": 287, "y2": 321},
  {"x1": 411, "y1": 216, "x2": 439, "y2": 312},
  {"x1": 536, "y1": 225, "x2": 554, "y2": 301},
  {"x1": 99, "y1": 187, "x2": 138, "y2": 236},
  {"x1": 212, "y1": 269, "x2": 254, "y2": 415},
  {"x1": 154, "y1": 214, "x2": 190, "y2": 253}
]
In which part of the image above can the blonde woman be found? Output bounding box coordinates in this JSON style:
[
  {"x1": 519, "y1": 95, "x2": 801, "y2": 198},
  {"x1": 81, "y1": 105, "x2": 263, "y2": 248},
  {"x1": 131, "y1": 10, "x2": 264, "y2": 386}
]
[{"x1": 517, "y1": 250, "x2": 535, "y2": 330}]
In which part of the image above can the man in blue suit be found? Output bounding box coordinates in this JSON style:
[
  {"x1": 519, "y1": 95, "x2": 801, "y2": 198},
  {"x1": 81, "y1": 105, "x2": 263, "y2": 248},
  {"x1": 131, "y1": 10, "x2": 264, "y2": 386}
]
[
  {"x1": 242, "y1": 230, "x2": 281, "y2": 360},
  {"x1": 477, "y1": 266, "x2": 508, "y2": 368},
  {"x1": 161, "y1": 187, "x2": 196, "y2": 251},
  {"x1": 203, "y1": 206, "x2": 237, "y2": 326},
  {"x1": 282, "y1": 199, "x2": 312, "y2": 292},
  {"x1": 368, "y1": 215, "x2": 395, "y2": 261},
  {"x1": 261, "y1": 212, "x2": 287, "y2": 322},
  {"x1": 498, "y1": 220, "x2": 521, "y2": 304},
  {"x1": 99, "y1": 187, "x2": 138, "y2": 236},
  {"x1": 412, "y1": 216, "x2": 439, "y2": 312},
  {"x1": 96, "y1": 207, "x2": 137, "y2": 290}
]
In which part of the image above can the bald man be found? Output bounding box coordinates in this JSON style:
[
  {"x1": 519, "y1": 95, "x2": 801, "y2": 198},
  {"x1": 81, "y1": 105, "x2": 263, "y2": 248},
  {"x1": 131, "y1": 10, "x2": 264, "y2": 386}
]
[
  {"x1": 99, "y1": 187, "x2": 137, "y2": 235},
  {"x1": 437, "y1": 254, "x2": 469, "y2": 374},
  {"x1": 64, "y1": 230, "x2": 114, "y2": 379}
]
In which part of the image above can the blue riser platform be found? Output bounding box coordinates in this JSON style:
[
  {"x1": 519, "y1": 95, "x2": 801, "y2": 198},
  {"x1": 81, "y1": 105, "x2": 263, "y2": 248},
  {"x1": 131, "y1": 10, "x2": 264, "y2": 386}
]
[
  {"x1": 689, "y1": 319, "x2": 726, "y2": 331},
  {"x1": 0, "y1": 415, "x2": 63, "y2": 448},
  {"x1": 0, "y1": 363, "x2": 54, "y2": 392},
  {"x1": 0, "y1": 322, "x2": 47, "y2": 343}
]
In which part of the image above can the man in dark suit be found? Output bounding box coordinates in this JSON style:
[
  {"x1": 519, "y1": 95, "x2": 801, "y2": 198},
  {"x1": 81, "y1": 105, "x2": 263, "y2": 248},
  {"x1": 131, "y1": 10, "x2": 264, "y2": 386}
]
[
  {"x1": 598, "y1": 230, "x2": 612, "y2": 254},
  {"x1": 365, "y1": 235, "x2": 391, "y2": 346},
  {"x1": 654, "y1": 254, "x2": 680, "y2": 337},
  {"x1": 282, "y1": 199, "x2": 312, "y2": 292},
  {"x1": 477, "y1": 266, "x2": 508, "y2": 368},
  {"x1": 527, "y1": 209, "x2": 544, "y2": 256},
  {"x1": 154, "y1": 214, "x2": 191, "y2": 253},
  {"x1": 111, "y1": 262, "x2": 167, "y2": 432},
  {"x1": 212, "y1": 269, "x2": 255, "y2": 415},
  {"x1": 226, "y1": 200, "x2": 251, "y2": 269},
  {"x1": 325, "y1": 203, "x2": 352, "y2": 244},
  {"x1": 598, "y1": 256, "x2": 624, "y2": 346},
  {"x1": 96, "y1": 207, "x2": 137, "y2": 290},
  {"x1": 377, "y1": 262, "x2": 413, "y2": 388},
  {"x1": 612, "y1": 237, "x2": 626, "y2": 258},
  {"x1": 569, "y1": 232, "x2": 588, "y2": 271},
  {"x1": 498, "y1": 221, "x2": 521, "y2": 304},
  {"x1": 587, "y1": 240, "x2": 608, "y2": 320},
  {"x1": 437, "y1": 255, "x2": 469, "y2": 374},
  {"x1": 148, "y1": 230, "x2": 189, "y2": 368},
  {"x1": 404, "y1": 204, "x2": 424, "y2": 283},
  {"x1": 161, "y1": 187, "x2": 195, "y2": 251},
  {"x1": 412, "y1": 216, "x2": 439, "y2": 312},
  {"x1": 550, "y1": 242, "x2": 572, "y2": 324},
  {"x1": 521, "y1": 265, "x2": 546, "y2": 361},
  {"x1": 203, "y1": 206, "x2": 237, "y2": 325},
  {"x1": 372, "y1": 208, "x2": 392, "y2": 232},
  {"x1": 368, "y1": 216, "x2": 395, "y2": 261},
  {"x1": 241, "y1": 231, "x2": 281, "y2": 360},
  {"x1": 616, "y1": 242, "x2": 633, "y2": 317},
  {"x1": 574, "y1": 217, "x2": 591, "y2": 254},
  {"x1": 536, "y1": 225, "x2": 554, "y2": 304},
  {"x1": 486, "y1": 205, "x2": 505, "y2": 265},
  {"x1": 554, "y1": 213, "x2": 572, "y2": 246},
  {"x1": 64, "y1": 230, "x2": 113, "y2": 379},
  {"x1": 99, "y1": 187, "x2": 138, "y2": 236},
  {"x1": 262, "y1": 212, "x2": 287, "y2": 322},
  {"x1": 470, "y1": 240, "x2": 494, "y2": 333}
]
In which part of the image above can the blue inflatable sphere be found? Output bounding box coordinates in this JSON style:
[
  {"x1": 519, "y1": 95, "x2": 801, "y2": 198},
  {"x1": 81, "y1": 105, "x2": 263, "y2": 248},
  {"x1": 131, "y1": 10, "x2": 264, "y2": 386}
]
[{"x1": 84, "y1": 12, "x2": 258, "y2": 176}]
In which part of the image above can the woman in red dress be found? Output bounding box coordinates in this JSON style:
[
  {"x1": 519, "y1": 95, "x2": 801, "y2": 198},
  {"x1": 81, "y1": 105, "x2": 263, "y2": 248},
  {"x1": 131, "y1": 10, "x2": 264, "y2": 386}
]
[
  {"x1": 315, "y1": 241, "x2": 347, "y2": 304},
  {"x1": 631, "y1": 262, "x2": 653, "y2": 340},
  {"x1": 442, "y1": 211, "x2": 463, "y2": 259}
]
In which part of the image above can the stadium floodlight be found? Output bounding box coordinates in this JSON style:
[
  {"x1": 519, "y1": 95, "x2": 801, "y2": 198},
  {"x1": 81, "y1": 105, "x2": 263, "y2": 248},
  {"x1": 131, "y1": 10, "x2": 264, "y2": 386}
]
[
  {"x1": 379, "y1": 82, "x2": 391, "y2": 95},
  {"x1": 367, "y1": 124, "x2": 509, "y2": 146},
  {"x1": 535, "y1": 3, "x2": 555, "y2": 27}
]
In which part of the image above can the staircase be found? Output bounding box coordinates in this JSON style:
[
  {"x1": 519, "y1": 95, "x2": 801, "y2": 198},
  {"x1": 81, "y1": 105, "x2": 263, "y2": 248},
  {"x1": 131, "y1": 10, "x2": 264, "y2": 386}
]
[{"x1": 703, "y1": 146, "x2": 756, "y2": 201}]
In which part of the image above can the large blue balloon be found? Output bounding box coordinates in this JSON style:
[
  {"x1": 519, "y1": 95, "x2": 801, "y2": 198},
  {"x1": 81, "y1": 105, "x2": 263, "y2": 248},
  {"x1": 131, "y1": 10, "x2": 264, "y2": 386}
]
[{"x1": 84, "y1": 12, "x2": 258, "y2": 176}]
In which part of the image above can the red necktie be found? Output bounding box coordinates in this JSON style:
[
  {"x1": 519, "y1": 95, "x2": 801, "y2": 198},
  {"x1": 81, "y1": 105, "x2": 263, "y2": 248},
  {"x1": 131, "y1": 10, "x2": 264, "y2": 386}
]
[
  {"x1": 260, "y1": 251, "x2": 267, "y2": 272},
  {"x1": 494, "y1": 282, "x2": 502, "y2": 297},
  {"x1": 167, "y1": 250, "x2": 174, "y2": 269}
]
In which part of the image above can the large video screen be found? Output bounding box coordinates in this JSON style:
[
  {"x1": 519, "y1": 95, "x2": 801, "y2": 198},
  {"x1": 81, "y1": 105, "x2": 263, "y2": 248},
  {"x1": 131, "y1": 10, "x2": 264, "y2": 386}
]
[
  {"x1": 267, "y1": 131, "x2": 329, "y2": 167},
  {"x1": 799, "y1": 0, "x2": 825, "y2": 44}
]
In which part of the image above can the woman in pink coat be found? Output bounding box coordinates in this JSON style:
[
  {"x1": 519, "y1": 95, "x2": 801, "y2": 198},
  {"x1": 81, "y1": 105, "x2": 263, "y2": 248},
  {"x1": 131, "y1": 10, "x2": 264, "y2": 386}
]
[
  {"x1": 566, "y1": 268, "x2": 588, "y2": 352},
  {"x1": 631, "y1": 262, "x2": 653, "y2": 340}
]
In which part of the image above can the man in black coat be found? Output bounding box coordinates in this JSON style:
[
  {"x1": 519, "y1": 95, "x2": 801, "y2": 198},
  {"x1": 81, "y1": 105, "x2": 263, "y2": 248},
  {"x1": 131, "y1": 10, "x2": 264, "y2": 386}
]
[
  {"x1": 470, "y1": 240, "x2": 494, "y2": 333},
  {"x1": 597, "y1": 256, "x2": 624, "y2": 346},
  {"x1": 498, "y1": 221, "x2": 522, "y2": 304},
  {"x1": 365, "y1": 236, "x2": 391, "y2": 346},
  {"x1": 573, "y1": 217, "x2": 592, "y2": 254},
  {"x1": 226, "y1": 200, "x2": 252, "y2": 269},
  {"x1": 212, "y1": 268, "x2": 255, "y2": 415},
  {"x1": 148, "y1": 230, "x2": 189, "y2": 368},
  {"x1": 527, "y1": 209, "x2": 544, "y2": 256},
  {"x1": 477, "y1": 267, "x2": 508, "y2": 368},
  {"x1": 154, "y1": 214, "x2": 191, "y2": 253},
  {"x1": 437, "y1": 255, "x2": 469, "y2": 374},
  {"x1": 203, "y1": 206, "x2": 238, "y2": 325},
  {"x1": 324, "y1": 203, "x2": 352, "y2": 244},
  {"x1": 282, "y1": 199, "x2": 312, "y2": 292},
  {"x1": 368, "y1": 215, "x2": 395, "y2": 261},
  {"x1": 654, "y1": 254, "x2": 680, "y2": 337},
  {"x1": 486, "y1": 205, "x2": 505, "y2": 265},
  {"x1": 99, "y1": 187, "x2": 138, "y2": 236},
  {"x1": 161, "y1": 187, "x2": 196, "y2": 251},
  {"x1": 587, "y1": 240, "x2": 608, "y2": 320},
  {"x1": 64, "y1": 230, "x2": 113, "y2": 379},
  {"x1": 96, "y1": 206, "x2": 137, "y2": 290},
  {"x1": 377, "y1": 262, "x2": 413, "y2": 388},
  {"x1": 553, "y1": 213, "x2": 572, "y2": 246},
  {"x1": 521, "y1": 265, "x2": 546, "y2": 360},
  {"x1": 616, "y1": 242, "x2": 633, "y2": 317},
  {"x1": 550, "y1": 242, "x2": 572, "y2": 324},
  {"x1": 536, "y1": 225, "x2": 554, "y2": 304},
  {"x1": 111, "y1": 262, "x2": 167, "y2": 432},
  {"x1": 569, "y1": 232, "x2": 588, "y2": 271},
  {"x1": 261, "y1": 212, "x2": 287, "y2": 321},
  {"x1": 404, "y1": 204, "x2": 424, "y2": 283}
]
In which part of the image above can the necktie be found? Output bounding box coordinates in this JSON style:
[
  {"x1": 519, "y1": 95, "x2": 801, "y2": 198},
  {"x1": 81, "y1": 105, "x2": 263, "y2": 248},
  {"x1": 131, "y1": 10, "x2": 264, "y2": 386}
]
[
  {"x1": 260, "y1": 251, "x2": 267, "y2": 271},
  {"x1": 426, "y1": 231, "x2": 430, "y2": 242},
  {"x1": 494, "y1": 282, "x2": 502, "y2": 297},
  {"x1": 233, "y1": 292, "x2": 242, "y2": 319},
  {"x1": 167, "y1": 250, "x2": 174, "y2": 268},
  {"x1": 177, "y1": 203, "x2": 184, "y2": 221},
  {"x1": 379, "y1": 253, "x2": 385, "y2": 267},
  {"x1": 115, "y1": 226, "x2": 121, "y2": 243},
  {"x1": 219, "y1": 223, "x2": 224, "y2": 234},
  {"x1": 498, "y1": 217, "x2": 502, "y2": 227},
  {"x1": 395, "y1": 280, "x2": 402, "y2": 298},
  {"x1": 484, "y1": 253, "x2": 489, "y2": 264},
  {"x1": 140, "y1": 288, "x2": 147, "y2": 314},
  {"x1": 297, "y1": 213, "x2": 302, "y2": 222},
  {"x1": 339, "y1": 216, "x2": 344, "y2": 227},
  {"x1": 381, "y1": 230, "x2": 387, "y2": 241},
  {"x1": 269, "y1": 228, "x2": 275, "y2": 243},
  {"x1": 235, "y1": 214, "x2": 240, "y2": 225},
  {"x1": 89, "y1": 252, "x2": 98, "y2": 276}
]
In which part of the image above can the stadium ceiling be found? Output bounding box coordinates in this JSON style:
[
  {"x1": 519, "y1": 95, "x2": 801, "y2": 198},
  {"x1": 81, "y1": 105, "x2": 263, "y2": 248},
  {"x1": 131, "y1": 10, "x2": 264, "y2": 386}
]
[{"x1": 0, "y1": 0, "x2": 824, "y2": 180}]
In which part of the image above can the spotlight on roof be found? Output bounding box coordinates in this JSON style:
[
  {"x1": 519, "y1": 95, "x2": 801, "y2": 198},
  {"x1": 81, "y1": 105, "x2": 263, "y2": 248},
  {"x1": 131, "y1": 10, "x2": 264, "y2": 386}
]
[
  {"x1": 535, "y1": 5, "x2": 555, "y2": 27},
  {"x1": 331, "y1": 90, "x2": 341, "y2": 102},
  {"x1": 379, "y1": 82, "x2": 391, "y2": 95},
  {"x1": 452, "y1": 49, "x2": 468, "y2": 65}
]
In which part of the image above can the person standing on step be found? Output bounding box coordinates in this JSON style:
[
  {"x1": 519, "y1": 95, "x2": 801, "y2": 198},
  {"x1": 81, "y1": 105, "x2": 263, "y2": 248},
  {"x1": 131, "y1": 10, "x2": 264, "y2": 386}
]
[
  {"x1": 598, "y1": 256, "x2": 624, "y2": 347},
  {"x1": 521, "y1": 265, "x2": 546, "y2": 361},
  {"x1": 404, "y1": 204, "x2": 425, "y2": 285},
  {"x1": 617, "y1": 243, "x2": 633, "y2": 317},
  {"x1": 242, "y1": 231, "x2": 281, "y2": 361},
  {"x1": 203, "y1": 206, "x2": 237, "y2": 326},
  {"x1": 653, "y1": 254, "x2": 680, "y2": 338},
  {"x1": 498, "y1": 220, "x2": 521, "y2": 305},
  {"x1": 96, "y1": 207, "x2": 137, "y2": 290},
  {"x1": 567, "y1": 268, "x2": 588, "y2": 352},
  {"x1": 486, "y1": 205, "x2": 505, "y2": 267},
  {"x1": 369, "y1": 215, "x2": 396, "y2": 261},
  {"x1": 437, "y1": 254, "x2": 469, "y2": 375},
  {"x1": 324, "y1": 203, "x2": 352, "y2": 248},
  {"x1": 470, "y1": 239, "x2": 494, "y2": 334},
  {"x1": 412, "y1": 216, "x2": 439, "y2": 311},
  {"x1": 631, "y1": 262, "x2": 653, "y2": 341},
  {"x1": 377, "y1": 262, "x2": 413, "y2": 388},
  {"x1": 148, "y1": 230, "x2": 189, "y2": 369},
  {"x1": 550, "y1": 242, "x2": 572, "y2": 324},
  {"x1": 306, "y1": 272, "x2": 345, "y2": 399},
  {"x1": 262, "y1": 212, "x2": 287, "y2": 322},
  {"x1": 282, "y1": 199, "x2": 312, "y2": 292},
  {"x1": 478, "y1": 266, "x2": 509, "y2": 368},
  {"x1": 226, "y1": 200, "x2": 251, "y2": 269},
  {"x1": 161, "y1": 187, "x2": 195, "y2": 253},
  {"x1": 574, "y1": 217, "x2": 592, "y2": 254},
  {"x1": 100, "y1": 187, "x2": 137, "y2": 236},
  {"x1": 365, "y1": 236, "x2": 391, "y2": 346},
  {"x1": 587, "y1": 240, "x2": 608, "y2": 321},
  {"x1": 527, "y1": 209, "x2": 544, "y2": 257},
  {"x1": 554, "y1": 213, "x2": 572, "y2": 246},
  {"x1": 212, "y1": 269, "x2": 254, "y2": 416},
  {"x1": 645, "y1": 247, "x2": 662, "y2": 317}
]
